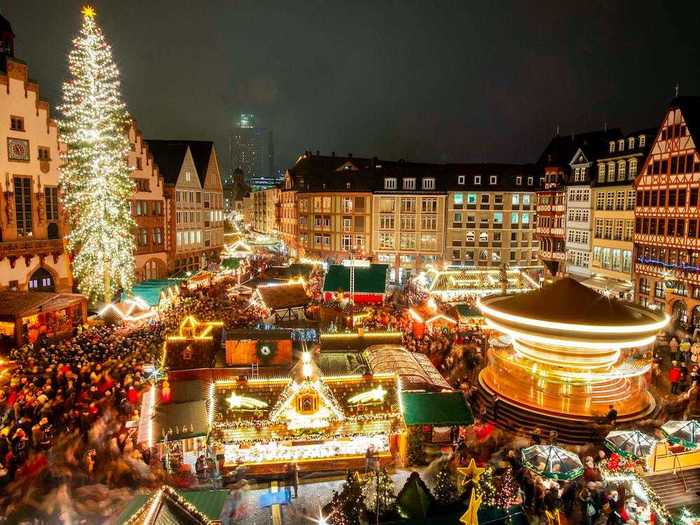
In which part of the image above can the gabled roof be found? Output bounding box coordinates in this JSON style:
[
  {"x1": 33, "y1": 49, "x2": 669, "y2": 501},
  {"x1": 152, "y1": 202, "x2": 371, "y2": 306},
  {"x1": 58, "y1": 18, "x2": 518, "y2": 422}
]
[
  {"x1": 145, "y1": 140, "x2": 190, "y2": 185},
  {"x1": 255, "y1": 283, "x2": 310, "y2": 311},
  {"x1": 0, "y1": 291, "x2": 85, "y2": 320},
  {"x1": 115, "y1": 486, "x2": 227, "y2": 524},
  {"x1": 182, "y1": 141, "x2": 215, "y2": 186},
  {"x1": 537, "y1": 129, "x2": 622, "y2": 170},
  {"x1": 671, "y1": 96, "x2": 700, "y2": 141}
]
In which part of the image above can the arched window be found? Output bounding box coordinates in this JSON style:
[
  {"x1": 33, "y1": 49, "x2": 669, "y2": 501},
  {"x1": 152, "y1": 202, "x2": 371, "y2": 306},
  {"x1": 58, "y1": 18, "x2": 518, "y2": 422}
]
[{"x1": 28, "y1": 267, "x2": 54, "y2": 292}]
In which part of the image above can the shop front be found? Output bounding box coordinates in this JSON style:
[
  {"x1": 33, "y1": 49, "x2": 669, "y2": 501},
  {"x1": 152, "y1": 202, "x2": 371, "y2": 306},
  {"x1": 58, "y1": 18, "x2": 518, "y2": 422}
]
[{"x1": 0, "y1": 291, "x2": 87, "y2": 348}]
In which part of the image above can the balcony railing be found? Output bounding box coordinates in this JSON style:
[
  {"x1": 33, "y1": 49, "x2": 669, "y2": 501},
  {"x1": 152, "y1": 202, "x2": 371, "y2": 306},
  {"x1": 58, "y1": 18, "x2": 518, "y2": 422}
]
[{"x1": 0, "y1": 238, "x2": 64, "y2": 260}]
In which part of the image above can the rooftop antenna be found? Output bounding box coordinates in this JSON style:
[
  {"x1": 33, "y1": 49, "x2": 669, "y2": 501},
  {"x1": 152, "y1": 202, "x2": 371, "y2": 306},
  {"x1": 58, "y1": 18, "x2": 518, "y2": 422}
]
[{"x1": 675, "y1": 82, "x2": 680, "y2": 97}]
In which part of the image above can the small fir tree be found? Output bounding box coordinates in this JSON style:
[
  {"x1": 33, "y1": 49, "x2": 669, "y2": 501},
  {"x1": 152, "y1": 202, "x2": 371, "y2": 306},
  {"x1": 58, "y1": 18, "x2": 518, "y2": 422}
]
[
  {"x1": 323, "y1": 472, "x2": 366, "y2": 525},
  {"x1": 492, "y1": 466, "x2": 519, "y2": 509},
  {"x1": 363, "y1": 468, "x2": 398, "y2": 521},
  {"x1": 433, "y1": 460, "x2": 459, "y2": 505},
  {"x1": 407, "y1": 426, "x2": 427, "y2": 465},
  {"x1": 59, "y1": 6, "x2": 136, "y2": 303}
]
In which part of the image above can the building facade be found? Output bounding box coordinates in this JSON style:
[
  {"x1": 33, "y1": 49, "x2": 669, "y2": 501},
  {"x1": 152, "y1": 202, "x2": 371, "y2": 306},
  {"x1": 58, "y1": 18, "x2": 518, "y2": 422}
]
[
  {"x1": 634, "y1": 97, "x2": 700, "y2": 328},
  {"x1": 279, "y1": 175, "x2": 298, "y2": 256},
  {"x1": 445, "y1": 165, "x2": 540, "y2": 269},
  {"x1": 536, "y1": 130, "x2": 620, "y2": 277},
  {"x1": 371, "y1": 164, "x2": 445, "y2": 280},
  {"x1": 147, "y1": 141, "x2": 205, "y2": 274},
  {"x1": 186, "y1": 141, "x2": 225, "y2": 265},
  {"x1": 252, "y1": 187, "x2": 280, "y2": 235},
  {"x1": 127, "y1": 123, "x2": 168, "y2": 281},
  {"x1": 589, "y1": 130, "x2": 654, "y2": 298},
  {"x1": 0, "y1": 17, "x2": 71, "y2": 292}
]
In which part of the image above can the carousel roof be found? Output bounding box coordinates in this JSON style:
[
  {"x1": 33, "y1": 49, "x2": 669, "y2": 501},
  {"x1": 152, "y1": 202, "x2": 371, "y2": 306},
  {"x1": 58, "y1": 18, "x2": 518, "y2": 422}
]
[{"x1": 480, "y1": 277, "x2": 662, "y2": 327}]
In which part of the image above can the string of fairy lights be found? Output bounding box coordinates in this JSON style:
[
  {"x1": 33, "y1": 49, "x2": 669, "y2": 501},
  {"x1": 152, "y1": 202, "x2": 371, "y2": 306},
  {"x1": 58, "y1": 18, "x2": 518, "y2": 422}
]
[{"x1": 59, "y1": 6, "x2": 136, "y2": 303}]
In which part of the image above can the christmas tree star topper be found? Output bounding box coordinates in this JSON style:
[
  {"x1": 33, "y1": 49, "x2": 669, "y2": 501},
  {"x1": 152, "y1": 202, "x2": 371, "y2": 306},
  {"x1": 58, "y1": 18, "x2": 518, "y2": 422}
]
[
  {"x1": 81, "y1": 5, "x2": 95, "y2": 18},
  {"x1": 458, "y1": 458, "x2": 486, "y2": 487}
]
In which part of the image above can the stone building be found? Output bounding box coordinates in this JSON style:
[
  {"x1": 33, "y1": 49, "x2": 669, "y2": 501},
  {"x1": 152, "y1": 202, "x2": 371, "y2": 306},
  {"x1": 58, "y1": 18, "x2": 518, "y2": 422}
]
[{"x1": 0, "y1": 14, "x2": 71, "y2": 292}]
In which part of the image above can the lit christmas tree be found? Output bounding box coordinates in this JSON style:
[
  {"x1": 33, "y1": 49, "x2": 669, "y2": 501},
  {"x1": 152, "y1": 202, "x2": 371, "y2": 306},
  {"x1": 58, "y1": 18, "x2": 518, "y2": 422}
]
[
  {"x1": 433, "y1": 460, "x2": 459, "y2": 505},
  {"x1": 59, "y1": 6, "x2": 135, "y2": 303},
  {"x1": 323, "y1": 472, "x2": 366, "y2": 525},
  {"x1": 363, "y1": 468, "x2": 399, "y2": 521}
]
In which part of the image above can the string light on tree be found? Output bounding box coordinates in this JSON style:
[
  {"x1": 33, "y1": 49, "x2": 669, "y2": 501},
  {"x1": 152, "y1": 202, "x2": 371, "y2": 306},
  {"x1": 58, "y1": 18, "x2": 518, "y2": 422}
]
[{"x1": 59, "y1": 5, "x2": 136, "y2": 303}]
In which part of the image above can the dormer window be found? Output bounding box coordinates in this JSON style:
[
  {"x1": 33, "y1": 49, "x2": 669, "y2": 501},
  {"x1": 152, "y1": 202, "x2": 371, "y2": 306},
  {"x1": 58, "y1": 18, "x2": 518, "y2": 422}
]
[
  {"x1": 403, "y1": 178, "x2": 416, "y2": 190},
  {"x1": 489, "y1": 175, "x2": 497, "y2": 185},
  {"x1": 639, "y1": 135, "x2": 646, "y2": 147},
  {"x1": 346, "y1": 182, "x2": 351, "y2": 189},
  {"x1": 384, "y1": 178, "x2": 397, "y2": 190},
  {"x1": 628, "y1": 137, "x2": 635, "y2": 149},
  {"x1": 516, "y1": 176, "x2": 522, "y2": 185},
  {"x1": 609, "y1": 141, "x2": 615, "y2": 153},
  {"x1": 618, "y1": 139, "x2": 624, "y2": 151},
  {"x1": 527, "y1": 176, "x2": 534, "y2": 185},
  {"x1": 474, "y1": 175, "x2": 481, "y2": 185},
  {"x1": 185, "y1": 171, "x2": 191, "y2": 182},
  {"x1": 422, "y1": 177, "x2": 435, "y2": 190},
  {"x1": 457, "y1": 175, "x2": 466, "y2": 185}
]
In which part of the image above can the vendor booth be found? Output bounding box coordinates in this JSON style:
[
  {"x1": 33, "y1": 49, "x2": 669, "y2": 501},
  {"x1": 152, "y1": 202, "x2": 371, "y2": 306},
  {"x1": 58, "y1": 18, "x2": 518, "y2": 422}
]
[{"x1": 0, "y1": 291, "x2": 87, "y2": 347}]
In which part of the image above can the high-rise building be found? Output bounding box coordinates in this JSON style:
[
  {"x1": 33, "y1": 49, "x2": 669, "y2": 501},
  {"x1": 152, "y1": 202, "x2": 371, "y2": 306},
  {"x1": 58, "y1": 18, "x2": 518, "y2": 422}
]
[{"x1": 229, "y1": 113, "x2": 273, "y2": 185}]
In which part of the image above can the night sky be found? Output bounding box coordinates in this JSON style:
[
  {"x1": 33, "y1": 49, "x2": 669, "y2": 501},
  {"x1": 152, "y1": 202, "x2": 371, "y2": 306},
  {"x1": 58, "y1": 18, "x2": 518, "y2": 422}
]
[{"x1": 5, "y1": 0, "x2": 700, "y2": 174}]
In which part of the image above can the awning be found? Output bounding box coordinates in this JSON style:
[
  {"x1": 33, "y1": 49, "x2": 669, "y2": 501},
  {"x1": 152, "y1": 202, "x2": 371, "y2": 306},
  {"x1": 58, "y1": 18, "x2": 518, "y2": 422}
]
[
  {"x1": 153, "y1": 400, "x2": 209, "y2": 442},
  {"x1": 580, "y1": 275, "x2": 633, "y2": 295},
  {"x1": 323, "y1": 263, "x2": 389, "y2": 295},
  {"x1": 400, "y1": 391, "x2": 473, "y2": 426},
  {"x1": 122, "y1": 279, "x2": 180, "y2": 307}
]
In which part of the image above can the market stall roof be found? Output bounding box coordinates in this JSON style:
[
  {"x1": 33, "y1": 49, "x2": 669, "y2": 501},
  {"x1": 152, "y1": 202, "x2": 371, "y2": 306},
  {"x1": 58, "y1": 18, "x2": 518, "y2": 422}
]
[
  {"x1": 320, "y1": 331, "x2": 403, "y2": 352},
  {"x1": 123, "y1": 279, "x2": 180, "y2": 307},
  {"x1": 0, "y1": 291, "x2": 86, "y2": 320},
  {"x1": 400, "y1": 391, "x2": 473, "y2": 426},
  {"x1": 114, "y1": 486, "x2": 228, "y2": 525},
  {"x1": 323, "y1": 263, "x2": 388, "y2": 295},
  {"x1": 255, "y1": 283, "x2": 310, "y2": 311},
  {"x1": 364, "y1": 345, "x2": 452, "y2": 390},
  {"x1": 262, "y1": 263, "x2": 316, "y2": 280},
  {"x1": 481, "y1": 277, "x2": 661, "y2": 327}
]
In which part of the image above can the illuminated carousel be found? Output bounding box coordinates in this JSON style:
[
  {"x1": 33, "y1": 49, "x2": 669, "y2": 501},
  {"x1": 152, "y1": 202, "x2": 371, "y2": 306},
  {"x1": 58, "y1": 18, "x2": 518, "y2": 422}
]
[{"x1": 478, "y1": 278, "x2": 669, "y2": 428}]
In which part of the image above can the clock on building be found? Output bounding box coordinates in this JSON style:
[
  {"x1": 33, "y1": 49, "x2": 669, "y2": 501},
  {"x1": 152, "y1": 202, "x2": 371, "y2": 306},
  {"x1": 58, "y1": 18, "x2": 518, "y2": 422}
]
[{"x1": 8, "y1": 138, "x2": 29, "y2": 161}]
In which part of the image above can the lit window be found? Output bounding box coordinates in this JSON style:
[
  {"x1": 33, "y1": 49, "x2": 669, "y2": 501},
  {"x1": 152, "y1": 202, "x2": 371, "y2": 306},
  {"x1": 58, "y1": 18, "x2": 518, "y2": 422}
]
[
  {"x1": 422, "y1": 177, "x2": 435, "y2": 190},
  {"x1": 457, "y1": 175, "x2": 465, "y2": 185},
  {"x1": 467, "y1": 193, "x2": 477, "y2": 204},
  {"x1": 453, "y1": 193, "x2": 463, "y2": 205},
  {"x1": 489, "y1": 175, "x2": 497, "y2": 185},
  {"x1": 403, "y1": 178, "x2": 416, "y2": 190},
  {"x1": 384, "y1": 178, "x2": 397, "y2": 190},
  {"x1": 474, "y1": 175, "x2": 481, "y2": 185},
  {"x1": 515, "y1": 176, "x2": 522, "y2": 185}
]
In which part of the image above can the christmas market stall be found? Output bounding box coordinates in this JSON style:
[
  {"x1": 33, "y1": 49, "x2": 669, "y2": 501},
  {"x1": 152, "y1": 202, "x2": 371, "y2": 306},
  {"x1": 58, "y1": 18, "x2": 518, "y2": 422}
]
[
  {"x1": 363, "y1": 345, "x2": 452, "y2": 391},
  {"x1": 521, "y1": 444, "x2": 583, "y2": 481},
  {"x1": 319, "y1": 330, "x2": 403, "y2": 353},
  {"x1": 161, "y1": 316, "x2": 225, "y2": 375},
  {"x1": 122, "y1": 278, "x2": 180, "y2": 308},
  {"x1": 408, "y1": 298, "x2": 457, "y2": 338},
  {"x1": 0, "y1": 290, "x2": 87, "y2": 347},
  {"x1": 210, "y1": 351, "x2": 403, "y2": 475},
  {"x1": 98, "y1": 297, "x2": 155, "y2": 324},
  {"x1": 250, "y1": 282, "x2": 311, "y2": 322},
  {"x1": 399, "y1": 391, "x2": 473, "y2": 449},
  {"x1": 114, "y1": 485, "x2": 228, "y2": 525},
  {"x1": 223, "y1": 328, "x2": 294, "y2": 369},
  {"x1": 606, "y1": 429, "x2": 657, "y2": 459},
  {"x1": 322, "y1": 263, "x2": 389, "y2": 304},
  {"x1": 418, "y1": 266, "x2": 538, "y2": 302}
]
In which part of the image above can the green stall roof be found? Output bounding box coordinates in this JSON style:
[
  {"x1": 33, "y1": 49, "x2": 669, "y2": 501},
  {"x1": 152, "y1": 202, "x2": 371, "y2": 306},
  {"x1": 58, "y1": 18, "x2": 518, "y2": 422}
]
[
  {"x1": 114, "y1": 489, "x2": 229, "y2": 525},
  {"x1": 323, "y1": 263, "x2": 388, "y2": 295},
  {"x1": 401, "y1": 391, "x2": 473, "y2": 426},
  {"x1": 122, "y1": 279, "x2": 180, "y2": 307}
]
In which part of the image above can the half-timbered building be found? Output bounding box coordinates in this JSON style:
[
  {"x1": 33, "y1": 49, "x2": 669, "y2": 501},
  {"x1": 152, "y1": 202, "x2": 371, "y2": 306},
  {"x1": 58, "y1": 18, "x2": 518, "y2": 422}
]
[{"x1": 634, "y1": 97, "x2": 700, "y2": 328}]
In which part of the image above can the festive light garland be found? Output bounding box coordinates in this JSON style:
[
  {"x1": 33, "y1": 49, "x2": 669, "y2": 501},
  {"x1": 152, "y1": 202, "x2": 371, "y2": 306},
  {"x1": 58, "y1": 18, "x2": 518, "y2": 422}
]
[{"x1": 58, "y1": 6, "x2": 136, "y2": 303}]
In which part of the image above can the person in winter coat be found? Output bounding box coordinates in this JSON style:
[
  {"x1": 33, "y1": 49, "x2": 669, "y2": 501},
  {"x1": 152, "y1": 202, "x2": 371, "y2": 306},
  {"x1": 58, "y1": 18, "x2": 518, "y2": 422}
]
[{"x1": 670, "y1": 361, "x2": 683, "y2": 394}]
